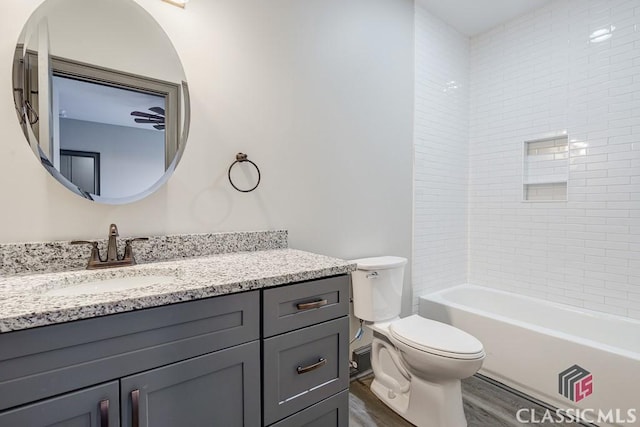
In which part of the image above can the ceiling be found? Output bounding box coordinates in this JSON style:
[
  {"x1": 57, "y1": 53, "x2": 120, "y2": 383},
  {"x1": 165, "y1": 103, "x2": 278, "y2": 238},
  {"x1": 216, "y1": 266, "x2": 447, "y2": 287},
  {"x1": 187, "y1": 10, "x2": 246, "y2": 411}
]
[
  {"x1": 416, "y1": 0, "x2": 552, "y2": 37},
  {"x1": 54, "y1": 76, "x2": 165, "y2": 131}
]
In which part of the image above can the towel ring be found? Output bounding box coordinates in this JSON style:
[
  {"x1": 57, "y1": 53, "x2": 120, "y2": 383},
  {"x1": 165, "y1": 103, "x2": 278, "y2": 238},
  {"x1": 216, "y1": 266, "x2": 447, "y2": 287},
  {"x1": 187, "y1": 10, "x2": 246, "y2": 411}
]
[{"x1": 228, "y1": 153, "x2": 261, "y2": 193}]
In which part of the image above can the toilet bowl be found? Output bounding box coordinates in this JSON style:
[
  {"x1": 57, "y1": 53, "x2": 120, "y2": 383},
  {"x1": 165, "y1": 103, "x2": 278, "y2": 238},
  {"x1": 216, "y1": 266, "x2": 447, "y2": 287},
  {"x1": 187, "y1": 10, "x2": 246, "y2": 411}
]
[
  {"x1": 351, "y1": 257, "x2": 485, "y2": 427},
  {"x1": 387, "y1": 315, "x2": 485, "y2": 381}
]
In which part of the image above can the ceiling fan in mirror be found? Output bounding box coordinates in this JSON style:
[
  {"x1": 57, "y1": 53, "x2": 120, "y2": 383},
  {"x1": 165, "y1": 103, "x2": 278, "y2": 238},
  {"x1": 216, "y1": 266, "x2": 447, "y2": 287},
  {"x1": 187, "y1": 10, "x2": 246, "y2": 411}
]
[{"x1": 131, "y1": 106, "x2": 165, "y2": 130}]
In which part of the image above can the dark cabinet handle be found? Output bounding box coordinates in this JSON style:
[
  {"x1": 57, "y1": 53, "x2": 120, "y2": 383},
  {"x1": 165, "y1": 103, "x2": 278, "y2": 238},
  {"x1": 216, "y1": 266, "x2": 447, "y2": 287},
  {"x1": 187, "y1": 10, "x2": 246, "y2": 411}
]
[
  {"x1": 297, "y1": 358, "x2": 327, "y2": 375},
  {"x1": 99, "y1": 400, "x2": 109, "y2": 427},
  {"x1": 296, "y1": 299, "x2": 328, "y2": 311},
  {"x1": 131, "y1": 389, "x2": 140, "y2": 427}
]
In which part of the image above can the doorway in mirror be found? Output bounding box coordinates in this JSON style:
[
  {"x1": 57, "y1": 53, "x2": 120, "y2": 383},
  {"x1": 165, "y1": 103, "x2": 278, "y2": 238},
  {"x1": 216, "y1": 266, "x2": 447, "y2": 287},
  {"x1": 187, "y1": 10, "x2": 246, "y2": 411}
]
[{"x1": 59, "y1": 149, "x2": 100, "y2": 196}]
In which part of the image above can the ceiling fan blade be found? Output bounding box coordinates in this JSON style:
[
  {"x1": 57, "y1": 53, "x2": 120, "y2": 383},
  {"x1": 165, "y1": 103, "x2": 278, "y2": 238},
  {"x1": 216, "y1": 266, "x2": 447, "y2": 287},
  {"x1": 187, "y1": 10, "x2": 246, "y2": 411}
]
[
  {"x1": 131, "y1": 111, "x2": 165, "y2": 120},
  {"x1": 135, "y1": 118, "x2": 164, "y2": 124},
  {"x1": 149, "y1": 107, "x2": 165, "y2": 116},
  {"x1": 154, "y1": 125, "x2": 166, "y2": 130}
]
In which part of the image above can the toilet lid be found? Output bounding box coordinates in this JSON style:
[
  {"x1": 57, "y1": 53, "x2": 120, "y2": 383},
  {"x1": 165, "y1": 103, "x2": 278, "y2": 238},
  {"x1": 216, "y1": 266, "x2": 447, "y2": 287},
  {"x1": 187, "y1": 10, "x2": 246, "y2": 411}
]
[
  {"x1": 352, "y1": 256, "x2": 408, "y2": 270},
  {"x1": 389, "y1": 315, "x2": 484, "y2": 360}
]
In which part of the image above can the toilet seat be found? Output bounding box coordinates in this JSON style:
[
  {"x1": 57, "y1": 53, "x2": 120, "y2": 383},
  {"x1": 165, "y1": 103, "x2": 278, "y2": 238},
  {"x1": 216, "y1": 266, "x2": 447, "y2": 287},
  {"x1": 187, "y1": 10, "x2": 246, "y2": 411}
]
[{"x1": 388, "y1": 315, "x2": 485, "y2": 360}]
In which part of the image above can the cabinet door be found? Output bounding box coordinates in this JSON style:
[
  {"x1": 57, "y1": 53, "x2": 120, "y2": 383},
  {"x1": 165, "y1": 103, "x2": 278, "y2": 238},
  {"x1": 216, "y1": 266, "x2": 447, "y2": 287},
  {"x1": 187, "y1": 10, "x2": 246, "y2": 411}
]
[
  {"x1": 120, "y1": 341, "x2": 260, "y2": 427},
  {"x1": 0, "y1": 381, "x2": 119, "y2": 427}
]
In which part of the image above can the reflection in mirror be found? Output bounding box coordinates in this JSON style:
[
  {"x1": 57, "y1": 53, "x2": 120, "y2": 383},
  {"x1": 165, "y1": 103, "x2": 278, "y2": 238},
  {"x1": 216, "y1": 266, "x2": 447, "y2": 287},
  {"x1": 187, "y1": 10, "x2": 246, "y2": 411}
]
[
  {"x1": 60, "y1": 149, "x2": 100, "y2": 195},
  {"x1": 12, "y1": 0, "x2": 190, "y2": 204}
]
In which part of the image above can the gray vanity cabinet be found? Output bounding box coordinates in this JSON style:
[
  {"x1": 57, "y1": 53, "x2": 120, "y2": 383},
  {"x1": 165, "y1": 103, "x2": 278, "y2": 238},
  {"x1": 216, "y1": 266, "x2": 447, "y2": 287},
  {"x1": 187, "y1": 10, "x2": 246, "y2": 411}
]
[
  {"x1": 0, "y1": 274, "x2": 351, "y2": 427},
  {"x1": 0, "y1": 382, "x2": 119, "y2": 427}
]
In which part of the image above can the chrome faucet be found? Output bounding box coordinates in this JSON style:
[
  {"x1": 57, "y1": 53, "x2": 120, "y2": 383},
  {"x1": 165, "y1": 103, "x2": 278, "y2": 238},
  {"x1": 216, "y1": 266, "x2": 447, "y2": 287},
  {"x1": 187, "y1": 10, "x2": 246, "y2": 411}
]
[{"x1": 72, "y1": 224, "x2": 149, "y2": 269}]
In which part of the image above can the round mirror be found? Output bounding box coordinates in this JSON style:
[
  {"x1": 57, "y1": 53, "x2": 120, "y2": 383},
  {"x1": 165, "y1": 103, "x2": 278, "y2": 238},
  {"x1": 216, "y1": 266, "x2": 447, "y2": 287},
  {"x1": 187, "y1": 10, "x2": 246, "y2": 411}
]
[{"x1": 12, "y1": 0, "x2": 190, "y2": 204}]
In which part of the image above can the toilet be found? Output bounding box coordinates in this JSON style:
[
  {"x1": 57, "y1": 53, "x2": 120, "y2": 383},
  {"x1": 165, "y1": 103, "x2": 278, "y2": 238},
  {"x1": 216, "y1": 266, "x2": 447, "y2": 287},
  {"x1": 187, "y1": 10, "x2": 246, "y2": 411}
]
[{"x1": 351, "y1": 256, "x2": 485, "y2": 427}]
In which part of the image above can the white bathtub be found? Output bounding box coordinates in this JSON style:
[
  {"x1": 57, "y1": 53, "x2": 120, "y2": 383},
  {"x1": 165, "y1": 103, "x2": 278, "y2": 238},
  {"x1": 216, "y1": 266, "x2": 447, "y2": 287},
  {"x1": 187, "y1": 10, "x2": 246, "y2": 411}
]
[{"x1": 419, "y1": 285, "x2": 640, "y2": 427}]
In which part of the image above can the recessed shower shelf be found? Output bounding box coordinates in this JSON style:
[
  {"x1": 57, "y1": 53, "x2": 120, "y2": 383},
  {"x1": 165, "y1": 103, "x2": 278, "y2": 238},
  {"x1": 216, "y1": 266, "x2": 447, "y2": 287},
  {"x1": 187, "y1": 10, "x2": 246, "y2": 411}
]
[
  {"x1": 523, "y1": 179, "x2": 568, "y2": 185},
  {"x1": 523, "y1": 136, "x2": 569, "y2": 202}
]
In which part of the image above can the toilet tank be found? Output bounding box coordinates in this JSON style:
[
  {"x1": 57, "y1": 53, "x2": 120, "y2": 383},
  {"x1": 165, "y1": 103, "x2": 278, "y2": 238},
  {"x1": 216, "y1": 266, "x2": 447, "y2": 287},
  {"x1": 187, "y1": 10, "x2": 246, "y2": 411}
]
[{"x1": 351, "y1": 256, "x2": 407, "y2": 322}]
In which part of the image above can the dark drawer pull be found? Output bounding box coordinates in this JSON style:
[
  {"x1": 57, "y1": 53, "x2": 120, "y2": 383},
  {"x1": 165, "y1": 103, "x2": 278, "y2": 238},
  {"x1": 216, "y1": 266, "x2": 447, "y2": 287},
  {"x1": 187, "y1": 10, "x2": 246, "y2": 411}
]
[
  {"x1": 131, "y1": 389, "x2": 140, "y2": 427},
  {"x1": 99, "y1": 399, "x2": 109, "y2": 427},
  {"x1": 296, "y1": 299, "x2": 328, "y2": 311},
  {"x1": 297, "y1": 358, "x2": 327, "y2": 375}
]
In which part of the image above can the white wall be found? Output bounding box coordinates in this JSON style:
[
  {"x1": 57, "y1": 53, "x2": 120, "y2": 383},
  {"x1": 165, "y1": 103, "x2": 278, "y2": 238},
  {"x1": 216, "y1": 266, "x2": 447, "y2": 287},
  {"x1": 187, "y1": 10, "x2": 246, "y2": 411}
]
[
  {"x1": 2, "y1": 0, "x2": 414, "y2": 314},
  {"x1": 412, "y1": 4, "x2": 469, "y2": 312},
  {"x1": 20, "y1": 0, "x2": 185, "y2": 84},
  {"x1": 468, "y1": 0, "x2": 640, "y2": 319},
  {"x1": 60, "y1": 118, "x2": 165, "y2": 197}
]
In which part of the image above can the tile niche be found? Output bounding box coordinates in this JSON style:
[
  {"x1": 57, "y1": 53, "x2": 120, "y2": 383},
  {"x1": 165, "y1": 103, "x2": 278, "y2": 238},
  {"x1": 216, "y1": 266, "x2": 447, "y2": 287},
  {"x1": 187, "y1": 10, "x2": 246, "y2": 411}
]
[{"x1": 523, "y1": 136, "x2": 568, "y2": 202}]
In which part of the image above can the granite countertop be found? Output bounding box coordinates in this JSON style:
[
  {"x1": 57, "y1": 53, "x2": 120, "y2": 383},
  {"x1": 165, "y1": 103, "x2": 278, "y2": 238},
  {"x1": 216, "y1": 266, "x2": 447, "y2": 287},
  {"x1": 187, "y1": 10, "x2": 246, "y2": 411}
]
[{"x1": 0, "y1": 249, "x2": 357, "y2": 333}]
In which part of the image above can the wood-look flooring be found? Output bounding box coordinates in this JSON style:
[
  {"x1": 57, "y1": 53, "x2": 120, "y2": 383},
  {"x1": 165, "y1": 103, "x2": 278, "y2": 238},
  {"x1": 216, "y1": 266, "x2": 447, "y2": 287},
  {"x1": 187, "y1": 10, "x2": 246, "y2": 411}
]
[{"x1": 349, "y1": 374, "x2": 581, "y2": 426}]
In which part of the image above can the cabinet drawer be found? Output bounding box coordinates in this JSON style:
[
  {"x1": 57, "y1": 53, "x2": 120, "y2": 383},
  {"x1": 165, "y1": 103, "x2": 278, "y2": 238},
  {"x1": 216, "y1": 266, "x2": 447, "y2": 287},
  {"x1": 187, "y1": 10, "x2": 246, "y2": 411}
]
[
  {"x1": 263, "y1": 275, "x2": 349, "y2": 337},
  {"x1": 263, "y1": 317, "x2": 349, "y2": 425},
  {"x1": 0, "y1": 291, "x2": 259, "y2": 411},
  {"x1": 268, "y1": 390, "x2": 348, "y2": 427}
]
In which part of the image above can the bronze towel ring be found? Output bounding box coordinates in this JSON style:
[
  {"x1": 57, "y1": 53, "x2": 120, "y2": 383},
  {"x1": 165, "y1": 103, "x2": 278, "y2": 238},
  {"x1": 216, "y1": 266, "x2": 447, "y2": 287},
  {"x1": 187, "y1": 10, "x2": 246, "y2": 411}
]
[{"x1": 228, "y1": 153, "x2": 261, "y2": 193}]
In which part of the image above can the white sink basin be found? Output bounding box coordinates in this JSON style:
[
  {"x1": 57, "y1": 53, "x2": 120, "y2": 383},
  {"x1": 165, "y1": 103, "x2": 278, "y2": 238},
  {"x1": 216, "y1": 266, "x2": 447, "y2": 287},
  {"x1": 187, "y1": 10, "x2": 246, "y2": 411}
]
[{"x1": 44, "y1": 275, "x2": 176, "y2": 296}]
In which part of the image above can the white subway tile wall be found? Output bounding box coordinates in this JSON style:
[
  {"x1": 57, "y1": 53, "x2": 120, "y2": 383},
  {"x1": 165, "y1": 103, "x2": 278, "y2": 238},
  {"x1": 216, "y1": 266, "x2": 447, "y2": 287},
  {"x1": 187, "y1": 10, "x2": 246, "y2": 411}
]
[
  {"x1": 413, "y1": 5, "x2": 470, "y2": 312},
  {"x1": 468, "y1": 0, "x2": 640, "y2": 318}
]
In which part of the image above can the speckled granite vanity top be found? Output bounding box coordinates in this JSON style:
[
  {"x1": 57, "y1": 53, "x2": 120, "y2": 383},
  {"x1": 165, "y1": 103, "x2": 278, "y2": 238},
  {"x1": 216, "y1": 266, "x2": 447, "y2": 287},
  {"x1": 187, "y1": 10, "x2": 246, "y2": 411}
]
[{"x1": 0, "y1": 249, "x2": 356, "y2": 333}]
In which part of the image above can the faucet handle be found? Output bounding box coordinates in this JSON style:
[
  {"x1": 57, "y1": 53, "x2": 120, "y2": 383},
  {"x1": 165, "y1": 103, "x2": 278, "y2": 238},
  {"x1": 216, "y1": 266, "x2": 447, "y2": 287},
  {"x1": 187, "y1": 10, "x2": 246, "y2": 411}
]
[
  {"x1": 126, "y1": 237, "x2": 150, "y2": 244},
  {"x1": 70, "y1": 240, "x2": 97, "y2": 246},
  {"x1": 123, "y1": 237, "x2": 149, "y2": 265},
  {"x1": 71, "y1": 240, "x2": 103, "y2": 266}
]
